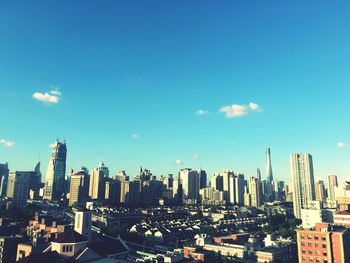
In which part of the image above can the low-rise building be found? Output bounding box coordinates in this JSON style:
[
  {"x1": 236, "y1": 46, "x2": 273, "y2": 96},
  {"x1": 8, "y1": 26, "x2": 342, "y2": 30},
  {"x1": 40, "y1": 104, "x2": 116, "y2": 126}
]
[{"x1": 296, "y1": 223, "x2": 350, "y2": 263}]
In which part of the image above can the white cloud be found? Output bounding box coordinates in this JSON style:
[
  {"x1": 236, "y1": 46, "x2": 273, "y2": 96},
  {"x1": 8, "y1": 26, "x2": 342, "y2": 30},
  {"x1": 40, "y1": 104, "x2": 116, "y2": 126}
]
[
  {"x1": 338, "y1": 142, "x2": 345, "y2": 149},
  {"x1": 32, "y1": 89, "x2": 62, "y2": 104},
  {"x1": 248, "y1": 102, "x2": 260, "y2": 111},
  {"x1": 220, "y1": 102, "x2": 261, "y2": 118},
  {"x1": 195, "y1": 109, "x2": 209, "y2": 116},
  {"x1": 0, "y1": 139, "x2": 15, "y2": 147},
  {"x1": 193, "y1": 154, "x2": 200, "y2": 160},
  {"x1": 131, "y1": 134, "x2": 140, "y2": 139},
  {"x1": 175, "y1": 159, "x2": 183, "y2": 165}
]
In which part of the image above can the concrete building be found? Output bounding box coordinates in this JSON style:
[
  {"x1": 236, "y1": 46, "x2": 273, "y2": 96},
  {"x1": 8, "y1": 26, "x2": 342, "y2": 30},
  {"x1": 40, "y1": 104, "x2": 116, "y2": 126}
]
[
  {"x1": 6, "y1": 171, "x2": 30, "y2": 208},
  {"x1": 179, "y1": 168, "x2": 199, "y2": 202},
  {"x1": 296, "y1": 223, "x2": 350, "y2": 263},
  {"x1": 333, "y1": 210, "x2": 350, "y2": 227},
  {"x1": 328, "y1": 175, "x2": 338, "y2": 201},
  {"x1": 105, "y1": 178, "x2": 121, "y2": 205},
  {"x1": 74, "y1": 207, "x2": 92, "y2": 242},
  {"x1": 198, "y1": 169, "x2": 207, "y2": 189},
  {"x1": 335, "y1": 181, "x2": 350, "y2": 210},
  {"x1": 69, "y1": 171, "x2": 89, "y2": 206},
  {"x1": 0, "y1": 163, "x2": 9, "y2": 197},
  {"x1": 199, "y1": 187, "x2": 225, "y2": 205},
  {"x1": 248, "y1": 176, "x2": 262, "y2": 207},
  {"x1": 315, "y1": 179, "x2": 327, "y2": 202},
  {"x1": 43, "y1": 140, "x2": 67, "y2": 200},
  {"x1": 89, "y1": 162, "x2": 108, "y2": 200},
  {"x1": 234, "y1": 173, "x2": 245, "y2": 205},
  {"x1": 290, "y1": 153, "x2": 316, "y2": 219}
]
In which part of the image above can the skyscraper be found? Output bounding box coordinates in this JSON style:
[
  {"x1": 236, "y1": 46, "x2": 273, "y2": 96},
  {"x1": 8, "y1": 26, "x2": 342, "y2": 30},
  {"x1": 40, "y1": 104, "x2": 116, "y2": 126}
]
[
  {"x1": 6, "y1": 171, "x2": 30, "y2": 208},
  {"x1": 265, "y1": 148, "x2": 274, "y2": 201},
  {"x1": 315, "y1": 179, "x2": 327, "y2": 202},
  {"x1": 290, "y1": 153, "x2": 316, "y2": 219},
  {"x1": 327, "y1": 174, "x2": 338, "y2": 201},
  {"x1": 0, "y1": 163, "x2": 9, "y2": 197},
  {"x1": 43, "y1": 140, "x2": 67, "y2": 200},
  {"x1": 179, "y1": 168, "x2": 199, "y2": 202},
  {"x1": 69, "y1": 171, "x2": 89, "y2": 206},
  {"x1": 89, "y1": 162, "x2": 108, "y2": 200},
  {"x1": 198, "y1": 169, "x2": 207, "y2": 189},
  {"x1": 234, "y1": 173, "x2": 245, "y2": 205},
  {"x1": 248, "y1": 176, "x2": 262, "y2": 207},
  {"x1": 266, "y1": 148, "x2": 273, "y2": 183}
]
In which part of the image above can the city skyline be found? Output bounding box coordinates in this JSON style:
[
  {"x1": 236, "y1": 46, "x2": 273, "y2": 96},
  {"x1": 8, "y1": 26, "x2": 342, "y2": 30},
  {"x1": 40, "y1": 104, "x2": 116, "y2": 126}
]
[{"x1": 1, "y1": 1, "x2": 350, "y2": 181}]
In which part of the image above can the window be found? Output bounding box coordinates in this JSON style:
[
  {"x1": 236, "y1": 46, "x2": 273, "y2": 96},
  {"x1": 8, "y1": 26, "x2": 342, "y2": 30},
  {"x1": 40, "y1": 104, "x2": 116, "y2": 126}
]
[
  {"x1": 323, "y1": 252, "x2": 327, "y2": 256},
  {"x1": 308, "y1": 243, "x2": 312, "y2": 247},
  {"x1": 302, "y1": 256, "x2": 306, "y2": 261},
  {"x1": 322, "y1": 236, "x2": 326, "y2": 241},
  {"x1": 315, "y1": 243, "x2": 319, "y2": 247},
  {"x1": 322, "y1": 244, "x2": 327, "y2": 249},
  {"x1": 315, "y1": 251, "x2": 319, "y2": 255},
  {"x1": 308, "y1": 235, "x2": 312, "y2": 240},
  {"x1": 315, "y1": 236, "x2": 319, "y2": 240},
  {"x1": 301, "y1": 242, "x2": 305, "y2": 246},
  {"x1": 302, "y1": 250, "x2": 306, "y2": 254},
  {"x1": 316, "y1": 258, "x2": 320, "y2": 263},
  {"x1": 301, "y1": 234, "x2": 305, "y2": 239}
]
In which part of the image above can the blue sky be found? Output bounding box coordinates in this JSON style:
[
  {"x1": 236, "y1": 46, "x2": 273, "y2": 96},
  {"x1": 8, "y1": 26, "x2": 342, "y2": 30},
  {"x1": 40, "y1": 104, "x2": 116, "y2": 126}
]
[{"x1": 1, "y1": 1, "x2": 350, "y2": 182}]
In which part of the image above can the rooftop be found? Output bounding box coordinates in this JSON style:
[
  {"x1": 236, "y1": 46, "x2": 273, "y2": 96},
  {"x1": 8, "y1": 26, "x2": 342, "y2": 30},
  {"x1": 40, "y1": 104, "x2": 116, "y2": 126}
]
[{"x1": 53, "y1": 230, "x2": 88, "y2": 244}]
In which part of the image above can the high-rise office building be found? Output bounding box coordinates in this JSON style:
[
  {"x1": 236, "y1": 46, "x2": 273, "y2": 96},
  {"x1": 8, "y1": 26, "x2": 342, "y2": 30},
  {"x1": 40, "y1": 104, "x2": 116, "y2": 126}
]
[
  {"x1": 179, "y1": 168, "x2": 199, "y2": 202},
  {"x1": 290, "y1": 153, "x2": 316, "y2": 219},
  {"x1": 248, "y1": 176, "x2": 262, "y2": 207},
  {"x1": 89, "y1": 162, "x2": 108, "y2": 200},
  {"x1": 327, "y1": 174, "x2": 338, "y2": 201},
  {"x1": 221, "y1": 171, "x2": 234, "y2": 204},
  {"x1": 315, "y1": 179, "x2": 327, "y2": 202},
  {"x1": 43, "y1": 140, "x2": 67, "y2": 200},
  {"x1": 69, "y1": 171, "x2": 89, "y2": 206},
  {"x1": 28, "y1": 161, "x2": 42, "y2": 200},
  {"x1": 198, "y1": 169, "x2": 207, "y2": 189},
  {"x1": 266, "y1": 148, "x2": 273, "y2": 183},
  {"x1": 0, "y1": 163, "x2": 9, "y2": 197},
  {"x1": 265, "y1": 148, "x2": 274, "y2": 201},
  {"x1": 210, "y1": 174, "x2": 223, "y2": 191},
  {"x1": 6, "y1": 171, "x2": 30, "y2": 208},
  {"x1": 234, "y1": 173, "x2": 245, "y2": 205},
  {"x1": 105, "y1": 178, "x2": 121, "y2": 205}
]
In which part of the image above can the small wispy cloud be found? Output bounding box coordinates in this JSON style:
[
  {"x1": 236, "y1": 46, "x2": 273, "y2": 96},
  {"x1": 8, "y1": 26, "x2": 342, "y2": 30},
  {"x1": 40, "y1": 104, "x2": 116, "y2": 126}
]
[
  {"x1": 131, "y1": 134, "x2": 140, "y2": 140},
  {"x1": 0, "y1": 139, "x2": 15, "y2": 147},
  {"x1": 219, "y1": 102, "x2": 261, "y2": 118},
  {"x1": 337, "y1": 142, "x2": 346, "y2": 149},
  {"x1": 195, "y1": 109, "x2": 209, "y2": 116},
  {"x1": 32, "y1": 88, "x2": 62, "y2": 104},
  {"x1": 193, "y1": 154, "x2": 200, "y2": 160},
  {"x1": 175, "y1": 159, "x2": 183, "y2": 165}
]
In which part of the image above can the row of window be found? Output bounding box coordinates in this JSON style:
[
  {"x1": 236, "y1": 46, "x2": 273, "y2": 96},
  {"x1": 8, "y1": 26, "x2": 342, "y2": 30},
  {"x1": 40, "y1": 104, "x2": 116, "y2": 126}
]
[
  {"x1": 62, "y1": 245, "x2": 73, "y2": 253},
  {"x1": 300, "y1": 234, "x2": 327, "y2": 241},
  {"x1": 301, "y1": 257, "x2": 328, "y2": 263},
  {"x1": 300, "y1": 242, "x2": 327, "y2": 249},
  {"x1": 301, "y1": 250, "x2": 327, "y2": 256}
]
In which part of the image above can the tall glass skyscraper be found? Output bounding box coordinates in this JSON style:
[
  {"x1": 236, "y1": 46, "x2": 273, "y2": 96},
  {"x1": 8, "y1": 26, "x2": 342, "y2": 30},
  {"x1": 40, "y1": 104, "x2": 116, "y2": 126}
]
[
  {"x1": 290, "y1": 153, "x2": 316, "y2": 219},
  {"x1": 43, "y1": 140, "x2": 67, "y2": 200}
]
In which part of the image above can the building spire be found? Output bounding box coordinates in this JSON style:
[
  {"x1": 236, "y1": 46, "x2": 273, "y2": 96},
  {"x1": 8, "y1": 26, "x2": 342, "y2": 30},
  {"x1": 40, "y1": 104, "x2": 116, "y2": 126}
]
[{"x1": 266, "y1": 148, "x2": 273, "y2": 183}]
